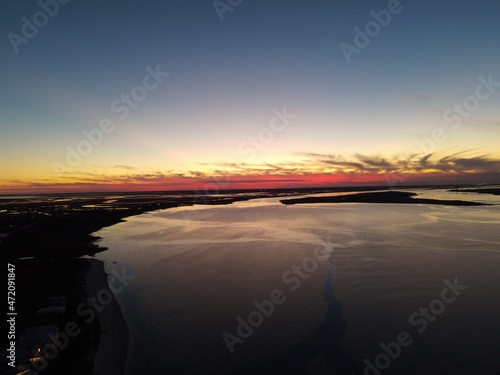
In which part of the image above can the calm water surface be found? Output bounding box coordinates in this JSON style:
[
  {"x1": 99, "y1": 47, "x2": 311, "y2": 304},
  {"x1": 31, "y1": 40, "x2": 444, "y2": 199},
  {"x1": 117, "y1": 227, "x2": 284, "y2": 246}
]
[{"x1": 95, "y1": 190, "x2": 500, "y2": 374}]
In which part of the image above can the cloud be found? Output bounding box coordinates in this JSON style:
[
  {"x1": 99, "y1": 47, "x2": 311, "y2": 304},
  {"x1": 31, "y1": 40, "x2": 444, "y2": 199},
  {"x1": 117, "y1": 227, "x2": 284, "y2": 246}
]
[
  {"x1": 354, "y1": 154, "x2": 392, "y2": 168},
  {"x1": 114, "y1": 165, "x2": 137, "y2": 171},
  {"x1": 300, "y1": 150, "x2": 500, "y2": 175},
  {"x1": 420, "y1": 153, "x2": 433, "y2": 166},
  {"x1": 462, "y1": 119, "x2": 500, "y2": 133},
  {"x1": 2, "y1": 150, "x2": 500, "y2": 194}
]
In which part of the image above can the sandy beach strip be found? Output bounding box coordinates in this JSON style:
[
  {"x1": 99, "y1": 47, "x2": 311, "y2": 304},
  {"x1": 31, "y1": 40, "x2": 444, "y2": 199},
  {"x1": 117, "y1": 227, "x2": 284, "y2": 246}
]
[{"x1": 84, "y1": 259, "x2": 129, "y2": 375}]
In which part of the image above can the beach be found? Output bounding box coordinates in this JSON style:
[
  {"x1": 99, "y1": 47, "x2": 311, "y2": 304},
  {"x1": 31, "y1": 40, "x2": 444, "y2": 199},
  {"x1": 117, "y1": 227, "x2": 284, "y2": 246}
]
[{"x1": 84, "y1": 259, "x2": 129, "y2": 375}]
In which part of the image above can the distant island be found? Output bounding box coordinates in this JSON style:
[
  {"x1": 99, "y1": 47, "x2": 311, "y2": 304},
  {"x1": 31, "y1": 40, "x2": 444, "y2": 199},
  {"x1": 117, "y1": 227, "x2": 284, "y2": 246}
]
[
  {"x1": 449, "y1": 188, "x2": 500, "y2": 196},
  {"x1": 279, "y1": 191, "x2": 488, "y2": 206}
]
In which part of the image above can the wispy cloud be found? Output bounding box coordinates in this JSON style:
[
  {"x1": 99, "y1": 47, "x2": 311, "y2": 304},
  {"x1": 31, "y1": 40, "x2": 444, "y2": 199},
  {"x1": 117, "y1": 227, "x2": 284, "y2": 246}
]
[
  {"x1": 114, "y1": 165, "x2": 137, "y2": 171},
  {"x1": 2, "y1": 151, "x2": 500, "y2": 194},
  {"x1": 304, "y1": 150, "x2": 500, "y2": 175}
]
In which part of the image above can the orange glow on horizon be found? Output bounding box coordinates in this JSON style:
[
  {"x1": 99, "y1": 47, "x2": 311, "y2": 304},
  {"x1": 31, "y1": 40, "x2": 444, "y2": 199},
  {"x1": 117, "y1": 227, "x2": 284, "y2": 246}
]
[{"x1": 2, "y1": 170, "x2": 497, "y2": 195}]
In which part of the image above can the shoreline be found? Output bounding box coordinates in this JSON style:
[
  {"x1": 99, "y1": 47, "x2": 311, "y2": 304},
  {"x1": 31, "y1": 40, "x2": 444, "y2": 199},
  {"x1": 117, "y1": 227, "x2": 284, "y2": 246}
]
[
  {"x1": 2, "y1": 186, "x2": 496, "y2": 373},
  {"x1": 449, "y1": 187, "x2": 500, "y2": 196},
  {"x1": 1, "y1": 192, "x2": 281, "y2": 374},
  {"x1": 84, "y1": 259, "x2": 129, "y2": 375}
]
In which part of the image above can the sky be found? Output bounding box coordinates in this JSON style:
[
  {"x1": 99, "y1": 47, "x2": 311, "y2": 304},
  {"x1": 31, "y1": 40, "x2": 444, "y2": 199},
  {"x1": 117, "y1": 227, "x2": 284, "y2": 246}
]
[{"x1": 1, "y1": 0, "x2": 500, "y2": 193}]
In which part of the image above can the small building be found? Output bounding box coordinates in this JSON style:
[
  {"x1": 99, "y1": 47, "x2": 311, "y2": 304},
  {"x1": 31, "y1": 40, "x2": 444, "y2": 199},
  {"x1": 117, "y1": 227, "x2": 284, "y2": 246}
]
[{"x1": 16, "y1": 325, "x2": 60, "y2": 373}]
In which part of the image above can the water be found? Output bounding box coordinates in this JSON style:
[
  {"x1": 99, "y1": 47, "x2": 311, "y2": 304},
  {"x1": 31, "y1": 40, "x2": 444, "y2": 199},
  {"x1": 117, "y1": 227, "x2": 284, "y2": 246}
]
[{"x1": 95, "y1": 190, "x2": 500, "y2": 374}]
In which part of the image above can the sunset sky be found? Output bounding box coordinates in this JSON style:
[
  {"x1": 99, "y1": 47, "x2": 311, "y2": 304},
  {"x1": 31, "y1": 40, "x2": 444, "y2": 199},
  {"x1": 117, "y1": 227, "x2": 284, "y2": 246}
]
[{"x1": 1, "y1": 0, "x2": 500, "y2": 194}]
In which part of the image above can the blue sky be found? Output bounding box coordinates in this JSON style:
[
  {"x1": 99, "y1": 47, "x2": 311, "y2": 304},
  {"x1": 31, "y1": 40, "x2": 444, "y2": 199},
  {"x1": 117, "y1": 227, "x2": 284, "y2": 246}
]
[{"x1": 1, "y1": 0, "x2": 500, "y2": 192}]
